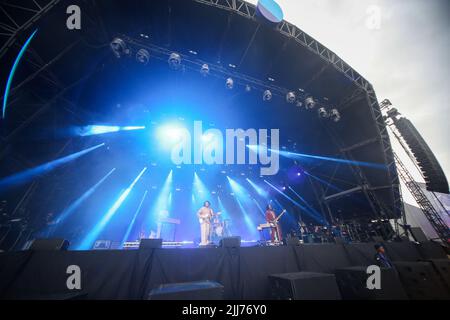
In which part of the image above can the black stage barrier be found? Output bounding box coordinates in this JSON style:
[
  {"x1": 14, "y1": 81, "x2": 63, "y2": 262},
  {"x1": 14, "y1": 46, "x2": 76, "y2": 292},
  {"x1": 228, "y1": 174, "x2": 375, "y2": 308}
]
[{"x1": 0, "y1": 241, "x2": 447, "y2": 300}]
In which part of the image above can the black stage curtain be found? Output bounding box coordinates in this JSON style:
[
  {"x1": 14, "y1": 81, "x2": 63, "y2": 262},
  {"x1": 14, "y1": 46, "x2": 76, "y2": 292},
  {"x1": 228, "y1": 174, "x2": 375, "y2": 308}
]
[{"x1": 0, "y1": 242, "x2": 446, "y2": 299}]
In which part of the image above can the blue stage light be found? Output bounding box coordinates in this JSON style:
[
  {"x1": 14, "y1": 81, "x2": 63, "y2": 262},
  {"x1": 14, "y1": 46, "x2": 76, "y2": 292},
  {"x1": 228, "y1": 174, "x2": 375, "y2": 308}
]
[
  {"x1": 193, "y1": 172, "x2": 211, "y2": 199},
  {"x1": 246, "y1": 178, "x2": 268, "y2": 198},
  {"x1": 121, "y1": 190, "x2": 148, "y2": 246},
  {"x1": 3, "y1": 29, "x2": 38, "y2": 119},
  {"x1": 78, "y1": 125, "x2": 145, "y2": 137},
  {"x1": 157, "y1": 124, "x2": 188, "y2": 143},
  {"x1": 0, "y1": 143, "x2": 105, "y2": 192},
  {"x1": 144, "y1": 170, "x2": 173, "y2": 232},
  {"x1": 55, "y1": 168, "x2": 116, "y2": 225},
  {"x1": 227, "y1": 176, "x2": 258, "y2": 236},
  {"x1": 78, "y1": 167, "x2": 147, "y2": 250}
]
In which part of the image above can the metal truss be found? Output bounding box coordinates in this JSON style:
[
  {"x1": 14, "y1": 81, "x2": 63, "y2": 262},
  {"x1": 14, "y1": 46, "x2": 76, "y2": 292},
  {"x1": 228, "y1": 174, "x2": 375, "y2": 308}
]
[
  {"x1": 394, "y1": 152, "x2": 449, "y2": 243},
  {"x1": 122, "y1": 34, "x2": 334, "y2": 110},
  {"x1": 0, "y1": 0, "x2": 61, "y2": 59},
  {"x1": 194, "y1": 0, "x2": 370, "y2": 91},
  {"x1": 193, "y1": 0, "x2": 404, "y2": 222},
  {"x1": 365, "y1": 86, "x2": 404, "y2": 220}
]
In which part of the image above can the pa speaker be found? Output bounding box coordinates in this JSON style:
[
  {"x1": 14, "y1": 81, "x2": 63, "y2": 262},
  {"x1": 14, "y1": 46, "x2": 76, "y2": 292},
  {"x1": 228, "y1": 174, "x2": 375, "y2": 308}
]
[
  {"x1": 394, "y1": 261, "x2": 450, "y2": 300},
  {"x1": 394, "y1": 117, "x2": 449, "y2": 194},
  {"x1": 334, "y1": 266, "x2": 408, "y2": 300},
  {"x1": 410, "y1": 227, "x2": 428, "y2": 243},
  {"x1": 269, "y1": 272, "x2": 342, "y2": 300},
  {"x1": 429, "y1": 259, "x2": 450, "y2": 292},
  {"x1": 220, "y1": 236, "x2": 241, "y2": 248},
  {"x1": 148, "y1": 281, "x2": 224, "y2": 300},
  {"x1": 139, "y1": 238, "x2": 162, "y2": 249},
  {"x1": 29, "y1": 239, "x2": 69, "y2": 251}
]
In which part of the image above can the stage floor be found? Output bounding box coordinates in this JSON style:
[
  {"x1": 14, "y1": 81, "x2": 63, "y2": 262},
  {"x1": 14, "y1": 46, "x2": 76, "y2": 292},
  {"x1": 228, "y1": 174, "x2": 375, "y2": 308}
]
[{"x1": 0, "y1": 241, "x2": 447, "y2": 299}]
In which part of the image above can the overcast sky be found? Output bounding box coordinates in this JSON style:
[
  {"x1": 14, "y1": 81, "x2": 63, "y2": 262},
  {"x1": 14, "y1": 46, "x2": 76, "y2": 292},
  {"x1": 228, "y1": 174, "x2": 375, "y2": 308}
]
[{"x1": 248, "y1": 0, "x2": 450, "y2": 202}]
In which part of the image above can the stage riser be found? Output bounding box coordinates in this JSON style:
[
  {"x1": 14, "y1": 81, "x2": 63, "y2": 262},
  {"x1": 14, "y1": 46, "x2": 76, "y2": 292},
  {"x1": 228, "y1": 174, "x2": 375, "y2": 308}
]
[{"x1": 0, "y1": 242, "x2": 447, "y2": 300}]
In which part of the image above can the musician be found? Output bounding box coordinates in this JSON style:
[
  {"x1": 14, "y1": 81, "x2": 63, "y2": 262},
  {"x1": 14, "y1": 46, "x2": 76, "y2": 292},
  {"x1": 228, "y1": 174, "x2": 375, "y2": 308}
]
[
  {"x1": 265, "y1": 204, "x2": 283, "y2": 242},
  {"x1": 197, "y1": 201, "x2": 214, "y2": 246}
]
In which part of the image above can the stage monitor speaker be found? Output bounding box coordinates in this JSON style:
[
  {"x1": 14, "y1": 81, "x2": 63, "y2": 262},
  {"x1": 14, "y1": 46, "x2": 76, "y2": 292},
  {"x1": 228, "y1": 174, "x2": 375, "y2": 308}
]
[
  {"x1": 410, "y1": 227, "x2": 428, "y2": 243},
  {"x1": 269, "y1": 272, "x2": 342, "y2": 300},
  {"x1": 334, "y1": 266, "x2": 408, "y2": 300},
  {"x1": 139, "y1": 239, "x2": 162, "y2": 249},
  {"x1": 29, "y1": 239, "x2": 69, "y2": 251},
  {"x1": 394, "y1": 261, "x2": 450, "y2": 300},
  {"x1": 394, "y1": 117, "x2": 449, "y2": 194},
  {"x1": 148, "y1": 281, "x2": 224, "y2": 300},
  {"x1": 220, "y1": 236, "x2": 241, "y2": 248}
]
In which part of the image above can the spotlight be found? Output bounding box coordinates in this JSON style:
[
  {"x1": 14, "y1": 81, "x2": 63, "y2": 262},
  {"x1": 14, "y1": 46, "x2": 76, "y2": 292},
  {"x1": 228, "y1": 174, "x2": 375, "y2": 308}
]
[
  {"x1": 286, "y1": 92, "x2": 296, "y2": 104},
  {"x1": 110, "y1": 38, "x2": 129, "y2": 58},
  {"x1": 200, "y1": 64, "x2": 210, "y2": 77},
  {"x1": 318, "y1": 107, "x2": 329, "y2": 118},
  {"x1": 168, "y1": 52, "x2": 182, "y2": 70},
  {"x1": 304, "y1": 96, "x2": 316, "y2": 109},
  {"x1": 136, "y1": 49, "x2": 150, "y2": 65},
  {"x1": 245, "y1": 85, "x2": 252, "y2": 92},
  {"x1": 226, "y1": 78, "x2": 234, "y2": 90},
  {"x1": 330, "y1": 109, "x2": 341, "y2": 122},
  {"x1": 263, "y1": 90, "x2": 273, "y2": 102}
]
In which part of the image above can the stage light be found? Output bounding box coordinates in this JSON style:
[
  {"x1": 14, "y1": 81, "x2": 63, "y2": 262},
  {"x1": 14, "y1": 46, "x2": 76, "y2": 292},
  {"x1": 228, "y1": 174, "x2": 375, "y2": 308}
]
[
  {"x1": 226, "y1": 78, "x2": 234, "y2": 90},
  {"x1": 157, "y1": 125, "x2": 187, "y2": 143},
  {"x1": 79, "y1": 167, "x2": 147, "y2": 250},
  {"x1": 330, "y1": 109, "x2": 341, "y2": 122},
  {"x1": 200, "y1": 64, "x2": 210, "y2": 76},
  {"x1": 0, "y1": 143, "x2": 105, "y2": 191},
  {"x1": 121, "y1": 190, "x2": 148, "y2": 246},
  {"x1": 304, "y1": 96, "x2": 316, "y2": 109},
  {"x1": 78, "y1": 125, "x2": 145, "y2": 137},
  {"x1": 296, "y1": 101, "x2": 303, "y2": 108},
  {"x1": 136, "y1": 49, "x2": 150, "y2": 65},
  {"x1": 318, "y1": 107, "x2": 329, "y2": 118},
  {"x1": 271, "y1": 149, "x2": 387, "y2": 170},
  {"x1": 245, "y1": 85, "x2": 252, "y2": 92},
  {"x1": 168, "y1": 52, "x2": 182, "y2": 70},
  {"x1": 263, "y1": 90, "x2": 272, "y2": 102},
  {"x1": 55, "y1": 168, "x2": 116, "y2": 225},
  {"x1": 110, "y1": 38, "x2": 129, "y2": 58},
  {"x1": 286, "y1": 92, "x2": 296, "y2": 104},
  {"x1": 246, "y1": 178, "x2": 268, "y2": 198}
]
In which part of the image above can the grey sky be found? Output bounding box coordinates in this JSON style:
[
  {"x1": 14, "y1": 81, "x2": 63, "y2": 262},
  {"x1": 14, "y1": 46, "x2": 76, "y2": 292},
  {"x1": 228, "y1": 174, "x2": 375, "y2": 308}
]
[{"x1": 248, "y1": 0, "x2": 449, "y2": 202}]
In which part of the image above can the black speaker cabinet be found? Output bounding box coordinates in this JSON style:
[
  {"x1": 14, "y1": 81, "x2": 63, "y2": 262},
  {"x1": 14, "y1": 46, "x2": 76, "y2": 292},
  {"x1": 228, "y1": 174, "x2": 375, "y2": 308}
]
[
  {"x1": 269, "y1": 272, "x2": 342, "y2": 300},
  {"x1": 394, "y1": 261, "x2": 450, "y2": 300},
  {"x1": 334, "y1": 266, "x2": 408, "y2": 300},
  {"x1": 139, "y1": 238, "x2": 162, "y2": 249},
  {"x1": 429, "y1": 259, "x2": 450, "y2": 292},
  {"x1": 29, "y1": 239, "x2": 70, "y2": 251},
  {"x1": 220, "y1": 236, "x2": 241, "y2": 248},
  {"x1": 148, "y1": 281, "x2": 224, "y2": 300},
  {"x1": 410, "y1": 227, "x2": 428, "y2": 243}
]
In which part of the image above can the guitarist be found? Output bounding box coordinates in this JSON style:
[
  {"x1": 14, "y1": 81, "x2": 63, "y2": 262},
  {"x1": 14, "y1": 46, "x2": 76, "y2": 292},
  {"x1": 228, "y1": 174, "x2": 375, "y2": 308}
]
[
  {"x1": 197, "y1": 201, "x2": 215, "y2": 246},
  {"x1": 265, "y1": 204, "x2": 285, "y2": 242}
]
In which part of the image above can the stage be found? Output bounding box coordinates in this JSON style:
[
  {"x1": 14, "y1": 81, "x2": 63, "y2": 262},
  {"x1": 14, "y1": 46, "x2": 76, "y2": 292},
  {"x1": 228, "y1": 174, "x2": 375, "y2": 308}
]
[{"x1": 0, "y1": 241, "x2": 447, "y2": 300}]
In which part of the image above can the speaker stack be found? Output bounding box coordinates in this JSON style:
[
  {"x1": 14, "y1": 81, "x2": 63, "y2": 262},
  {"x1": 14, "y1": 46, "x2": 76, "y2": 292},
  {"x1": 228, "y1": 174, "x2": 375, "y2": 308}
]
[
  {"x1": 334, "y1": 266, "x2": 408, "y2": 300},
  {"x1": 269, "y1": 272, "x2": 342, "y2": 300},
  {"x1": 148, "y1": 281, "x2": 224, "y2": 300}
]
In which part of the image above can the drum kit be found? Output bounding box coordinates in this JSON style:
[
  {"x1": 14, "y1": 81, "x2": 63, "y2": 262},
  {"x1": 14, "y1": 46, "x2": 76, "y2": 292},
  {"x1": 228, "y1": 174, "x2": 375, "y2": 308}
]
[{"x1": 210, "y1": 214, "x2": 231, "y2": 241}]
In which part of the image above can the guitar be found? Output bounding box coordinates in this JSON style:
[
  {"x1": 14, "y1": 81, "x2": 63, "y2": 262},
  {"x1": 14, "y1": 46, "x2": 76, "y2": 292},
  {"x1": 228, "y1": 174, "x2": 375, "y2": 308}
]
[
  {"x1": 198, "y1": 211, "x2": 222, "y2": 224},
  {"x1": 273, "y1": 209, "x2": 286, "y2": 224}
]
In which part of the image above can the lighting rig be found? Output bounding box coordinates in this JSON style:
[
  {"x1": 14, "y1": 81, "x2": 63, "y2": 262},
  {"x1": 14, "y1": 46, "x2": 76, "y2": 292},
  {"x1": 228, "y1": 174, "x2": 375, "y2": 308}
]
[{"x1": 109, "y1": 35, "x2": 342, "y2": 123}]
